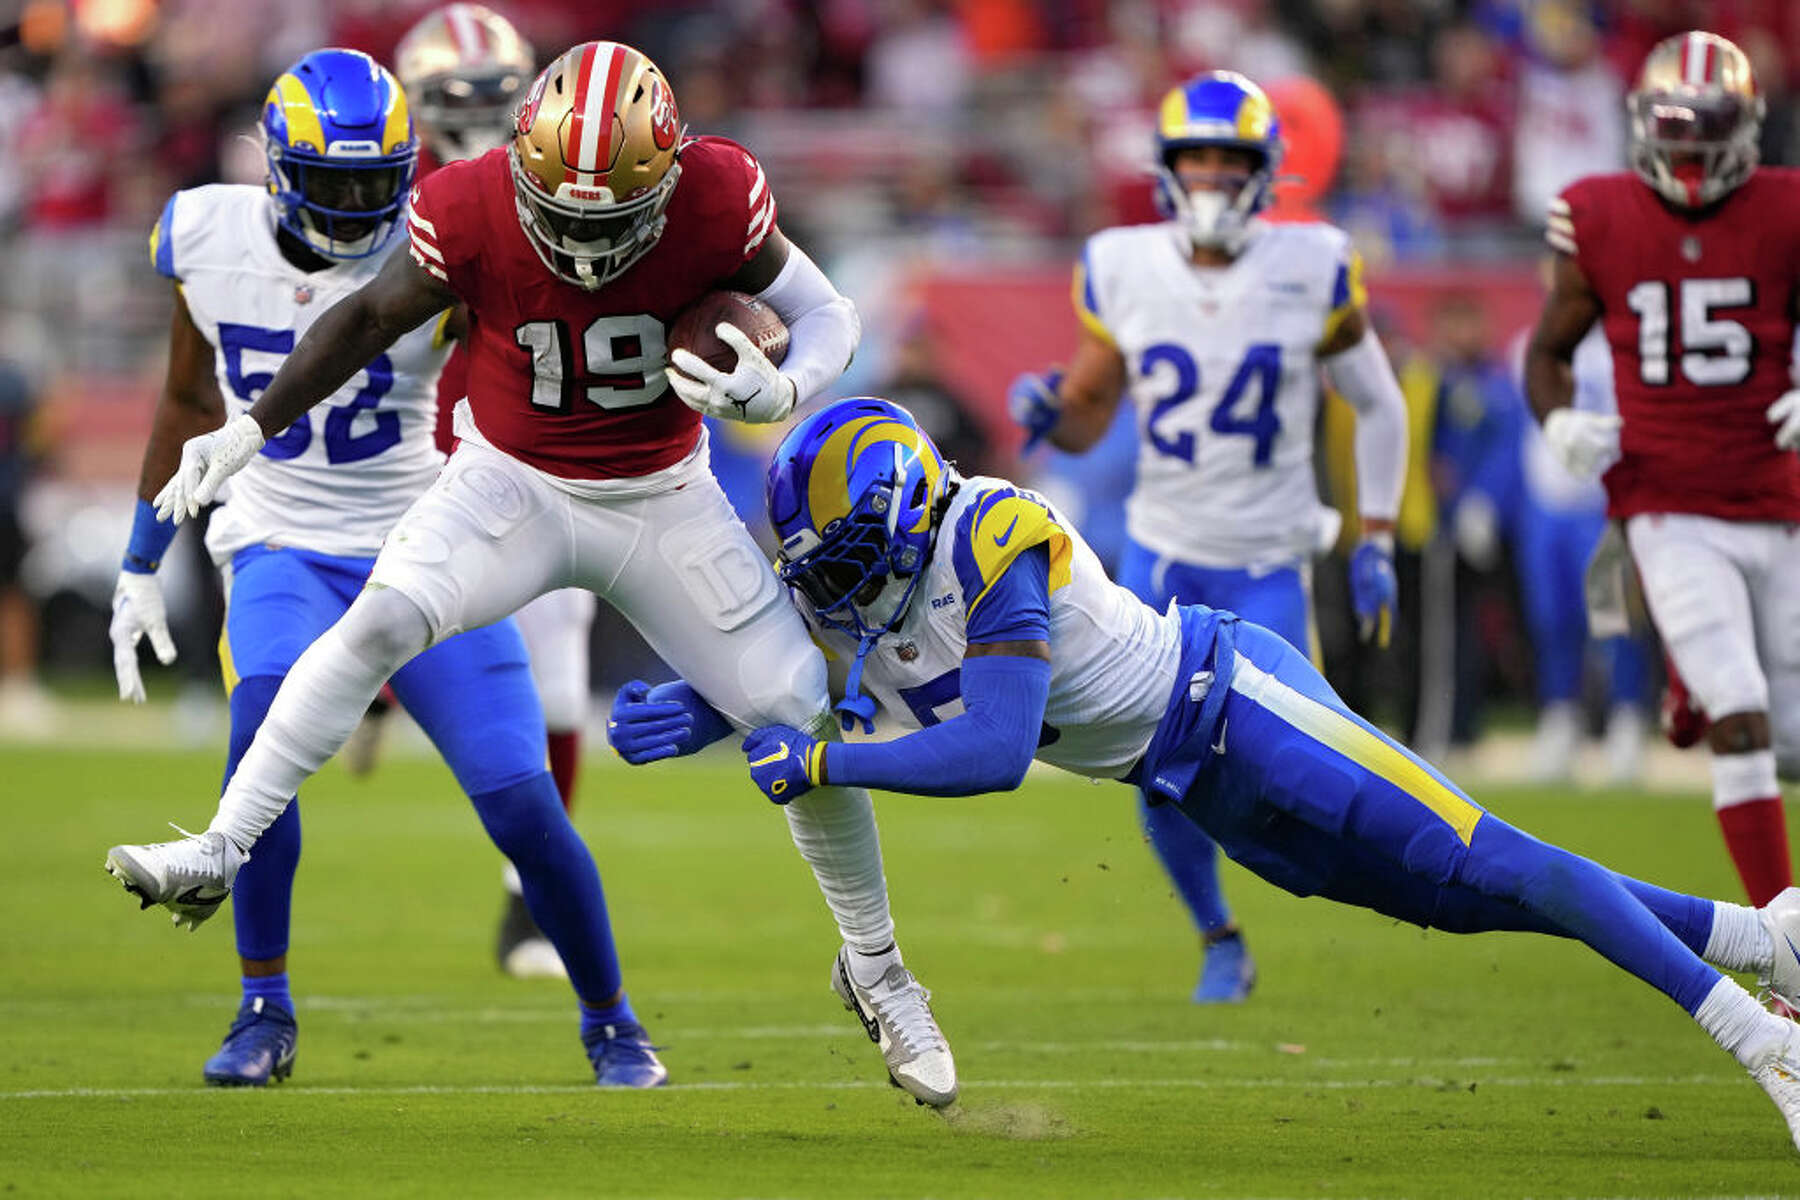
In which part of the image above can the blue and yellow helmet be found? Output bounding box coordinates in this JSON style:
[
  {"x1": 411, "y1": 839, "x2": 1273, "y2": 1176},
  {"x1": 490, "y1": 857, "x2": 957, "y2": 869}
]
[
  {"x1": 262, "y1": 49, "x2": 418, "y2": 261},
  {"x1": 766, "y1": 397, "x2": 951, "y2": 643},
  {"x1": 1152, "y1": 70, "x2": 1283, "y2": 252}
]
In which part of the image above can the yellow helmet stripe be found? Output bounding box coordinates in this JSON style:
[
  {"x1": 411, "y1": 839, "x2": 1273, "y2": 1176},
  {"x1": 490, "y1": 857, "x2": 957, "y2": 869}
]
[
  {"x1": 805, "y1": 415, "x2": 933, "y2": 531},
  {"x1": 270, "y1": 73, "x2": 326, "y2": 152},
  {"x1": 1235, "y1": 90, "x2": 1274, "y2": 139},
  {"x1": 1157, "y1": 86, "x2": 1191, "y2": 140},
  {"x1": 382, "y1": 79, "x2": 411, "y2": 153}
]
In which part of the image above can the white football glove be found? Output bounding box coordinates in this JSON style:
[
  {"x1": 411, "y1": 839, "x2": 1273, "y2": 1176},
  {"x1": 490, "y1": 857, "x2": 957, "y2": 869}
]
[
  {"x1": 154, "y1": 412, "x2": 265, "y2": 523},
  {"x1": 110, "y1": 571, "x2": 177, "y2": 703},
  {"x1": 1543, "y1": 407, "x2": 1622, "y2": 480},
  {"x1": 664, "y1": 323, "x2": 797, "y2": 425},
  {"x1": 1767, "y1": 388, "x2": 1800, "y2": 451}
]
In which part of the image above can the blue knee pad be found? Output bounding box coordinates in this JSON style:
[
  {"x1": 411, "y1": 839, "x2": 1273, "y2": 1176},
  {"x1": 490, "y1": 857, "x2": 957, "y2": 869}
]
[{"x1": 226, "y1": 675, "x2": 301, "y2": 962}]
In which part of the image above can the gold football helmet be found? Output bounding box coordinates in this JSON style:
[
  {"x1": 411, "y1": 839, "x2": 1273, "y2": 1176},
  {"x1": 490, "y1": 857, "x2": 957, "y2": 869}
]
[
  {"x1": 1628, "y1": 30, "x2": 1764, "y2": 208},
  {"x1": 509, "y1": 41, "x2": 685, "y2": 290},
  {"x1": 395, "y1": 3, "x2": 535, "y2": 164}
]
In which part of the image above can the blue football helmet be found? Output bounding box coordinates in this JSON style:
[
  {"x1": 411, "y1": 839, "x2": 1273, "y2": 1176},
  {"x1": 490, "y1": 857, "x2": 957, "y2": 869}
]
[
  {"x1": 766, "y1": 398, "x2": 952, "y2": 727},
  {"x1": 262, "y1": 49, "x2": 418, "y2": 261},
  {"x1": 1152, "y1": 70, "x2": 1283, "y2": 254}
]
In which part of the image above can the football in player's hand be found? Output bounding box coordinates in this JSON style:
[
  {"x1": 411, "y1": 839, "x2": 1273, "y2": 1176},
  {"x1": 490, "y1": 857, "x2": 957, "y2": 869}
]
[{"x1": 668, "y1": 291, "x2": 789, "y2": 375}]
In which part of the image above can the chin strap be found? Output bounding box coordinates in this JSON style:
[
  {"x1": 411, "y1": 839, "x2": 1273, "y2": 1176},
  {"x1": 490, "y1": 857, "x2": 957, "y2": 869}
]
[{"x1": 834, "y1": 635, "x2": 880, "y2": 735}]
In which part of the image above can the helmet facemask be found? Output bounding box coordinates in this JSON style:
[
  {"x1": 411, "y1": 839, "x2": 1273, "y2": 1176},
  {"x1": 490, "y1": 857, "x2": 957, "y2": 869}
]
[
  {"x1": 414, "y1": 70, "x2": 530, "y2": 162},
  {"x1": 509, "y1": 149, "x2": 680, "y2": 290},
  {"x1": 1153, "y1": 146, "x2": 1272, "y2": 255},
  {"x1": 1628, "y1": 87, "x2": 1763, "y2": 208},
  {"x1": 268, "y1": 147, "x2": 415, "y2": 260}
]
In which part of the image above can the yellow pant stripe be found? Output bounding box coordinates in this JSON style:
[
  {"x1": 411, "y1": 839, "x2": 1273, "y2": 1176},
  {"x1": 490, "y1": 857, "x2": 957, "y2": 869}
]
[{"x1": 1229, "y1": 654, "x2": 1482, "y2": 845}]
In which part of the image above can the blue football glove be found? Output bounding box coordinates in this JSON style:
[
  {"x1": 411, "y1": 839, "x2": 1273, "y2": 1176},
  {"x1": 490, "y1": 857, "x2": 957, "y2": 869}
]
[
  {"x1": 607, "y1": 679, "x2": 733, "y2": 764},
  {"x1": 1349, "y1": 535, "x2": 1398, "y2": 648},
  {"x1": 1006, "y1": 368, "x2": 1064, "y2": 452},
  {"x1": 742, "y1": 724, "x2": 823, "y2": 805}
]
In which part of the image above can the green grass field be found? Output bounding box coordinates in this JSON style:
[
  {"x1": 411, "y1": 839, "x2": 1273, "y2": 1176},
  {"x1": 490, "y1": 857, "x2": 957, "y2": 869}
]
[{"x1": 5, "y1": 739, "x2": 1799, "y2": 1198}]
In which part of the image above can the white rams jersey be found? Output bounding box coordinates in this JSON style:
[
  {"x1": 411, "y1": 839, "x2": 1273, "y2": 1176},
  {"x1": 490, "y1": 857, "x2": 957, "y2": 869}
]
[
  {"x1": 804, "y1": 476, "x2": 1183, "y2": 779},
  {"x1": 150, "y1": 184, "x2": 452, "y2": 561},
  {"x1": 1075, "y1": 219, "x2": 1364, "y2": 568}
]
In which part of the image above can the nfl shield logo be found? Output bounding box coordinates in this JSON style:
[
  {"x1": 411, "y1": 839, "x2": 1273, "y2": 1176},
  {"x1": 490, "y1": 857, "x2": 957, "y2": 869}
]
[
  {"x1": 294, "y1": 284, "x2": 314, "y2": 305},
  {"x1": 897, "y1": 640, "x2": 919, "y2": 662},
  {"x1": 1680, "y1": 236, "x2": 1702, "y2": 263}
]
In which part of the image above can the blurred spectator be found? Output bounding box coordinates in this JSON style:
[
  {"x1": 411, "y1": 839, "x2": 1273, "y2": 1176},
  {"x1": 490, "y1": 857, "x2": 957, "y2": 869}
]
[
  {"x1": 0, "y1": 346, "x2": 49, "y2": 733},
  {"x1": 1170, "y1": 0, "x2": 1309, "y2": 84},
  {"x1": 1359, "y1": 24, "x2": 1515, "y2": 249},
  {"x1": 865, "y1": 0, "x2": 971, "y2": 122},
  {"x1": 1428, "y1": 291, "x2": 1527, "y2": 746},
  {"x1": 1742, "y1": 27, "x2": 1799, "y2": 166},
  {"x1": 1511, "y1": 0, "x2": 1624, "y2": 229},
  {"x1": 878, "y1": 323, "x2": 996, "y2": 479}
]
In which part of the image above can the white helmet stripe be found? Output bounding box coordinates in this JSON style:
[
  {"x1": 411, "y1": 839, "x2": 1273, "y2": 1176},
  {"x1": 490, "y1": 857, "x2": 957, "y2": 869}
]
[
  {"x1": 574, "y1": 43, "x2": 627, "y2": 180},
  {"x1": 447, "y1": 4, "x2": 485, "y2": 62}
]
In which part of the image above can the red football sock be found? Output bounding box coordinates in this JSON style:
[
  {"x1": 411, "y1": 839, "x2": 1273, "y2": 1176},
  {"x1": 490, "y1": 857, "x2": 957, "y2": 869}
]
[
  {"x1": 547, "y1": 729, "x2": 580, "y2": 813},
  {"x1": 1717, "y1": 797, "x2": 1791, "y2": 906}
]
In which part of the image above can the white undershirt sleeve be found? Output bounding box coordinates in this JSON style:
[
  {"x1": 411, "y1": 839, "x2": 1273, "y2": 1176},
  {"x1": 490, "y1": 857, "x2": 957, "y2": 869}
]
[
  {"x1": 1322, "y1": 326, "x2": 1408, "y2": 524},
  {"x1": 755, "y1": 242, "x2": 861, "y2": 407}
]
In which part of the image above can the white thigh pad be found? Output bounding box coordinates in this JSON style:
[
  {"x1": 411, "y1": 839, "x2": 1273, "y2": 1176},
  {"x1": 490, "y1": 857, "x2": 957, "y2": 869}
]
[{"x1": 658, "y1": 508, "x2": 781, "y2": 633}]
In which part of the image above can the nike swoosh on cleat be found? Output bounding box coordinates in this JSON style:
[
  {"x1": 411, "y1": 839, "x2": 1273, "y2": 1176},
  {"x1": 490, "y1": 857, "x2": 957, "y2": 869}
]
[
  {"x1": 993, "y1": 516, "x2": 1019, "y2": 547},
  {"x1": 173, "y1": 884, "x2": 226, "y2": 906}
]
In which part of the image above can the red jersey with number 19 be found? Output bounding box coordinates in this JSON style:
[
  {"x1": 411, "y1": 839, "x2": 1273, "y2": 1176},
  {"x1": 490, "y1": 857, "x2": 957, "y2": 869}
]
[
  {"x1": 406, "y1": 135, "x2": 779, "y2": 479},
  {"x1": 1551, "y1": 169, "x2": 1800, "y2": 523}
]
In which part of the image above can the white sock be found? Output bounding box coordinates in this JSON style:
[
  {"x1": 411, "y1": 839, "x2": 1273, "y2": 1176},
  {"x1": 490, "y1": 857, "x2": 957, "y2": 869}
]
[
  {"x1": 1702, "y1": 900, "x2": 1774, "y2": 973},
  {"x1": 208, "y1": 623, "x2": 401, "y2": 851},
  {"x1": 781, "y1": 777, "x2": 896, "y2": 955},
  {"x1": 847, "y1": 943, "x2": 903, "y2": 988},
  {"x1": 1694, "y1": 976, "x2": 1788, "y2": 1068}
]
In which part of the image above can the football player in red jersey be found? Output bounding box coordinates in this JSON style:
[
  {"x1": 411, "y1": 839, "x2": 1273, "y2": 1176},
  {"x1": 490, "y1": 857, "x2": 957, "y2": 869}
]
[
  {"x1": 1525, "y1": 30, "x2": 1800, "y2": 909},
  {"x1": 108, "y1": 40, "x2": 959, "y2": 1107}
]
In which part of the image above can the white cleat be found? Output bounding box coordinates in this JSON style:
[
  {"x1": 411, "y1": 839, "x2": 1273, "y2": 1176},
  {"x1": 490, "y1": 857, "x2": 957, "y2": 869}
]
[
  {"x1": 1759, "y1": 887, "x2": 1800, "y2": 1009},
  {"x1": 502, "y1": 937, "x2": 569, "y2": 981},
  {"x1": 1750, "y1": 1023, "x2": 1800, "y2": 1153},
  {"x1": 104, "y1": 826, "x2": 247, "y2": 931},
  {"x1": 831, "y1": 946, "x2": 958, "y2": 1108}
]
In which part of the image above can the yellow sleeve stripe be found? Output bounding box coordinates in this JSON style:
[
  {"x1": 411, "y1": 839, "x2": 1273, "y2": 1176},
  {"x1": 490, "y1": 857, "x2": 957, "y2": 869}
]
[
  {"x1": 1071, "y1": 259, "x2": 1116, "y2": 347},
  {"x1": 1229, "y1": 652, "x2": 1483, "y2": 845},
  {"x1": 966, "y1": 495, "x2": 1074, "y2": 617},
  {"x1": 1320, "y1": 247, "x2": 1367, "y2": 347}
]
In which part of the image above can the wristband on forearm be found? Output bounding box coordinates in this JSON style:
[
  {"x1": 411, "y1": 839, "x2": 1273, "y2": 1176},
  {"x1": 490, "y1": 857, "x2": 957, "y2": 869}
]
[{"x1": 122, "y1": 498, "x2": 177, "y2": 574}]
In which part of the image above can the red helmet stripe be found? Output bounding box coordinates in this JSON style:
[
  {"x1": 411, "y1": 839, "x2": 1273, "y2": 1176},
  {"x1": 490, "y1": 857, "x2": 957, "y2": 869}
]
[
  {"x1": 565, "y1": 42, "x2": 602, "y2": 183},
  {"x1": 589, "y1": 44, "x2": 628, "y2": 184},
  {"x1": 447, "y1": 4, "x2": 486, "y2": 61}
]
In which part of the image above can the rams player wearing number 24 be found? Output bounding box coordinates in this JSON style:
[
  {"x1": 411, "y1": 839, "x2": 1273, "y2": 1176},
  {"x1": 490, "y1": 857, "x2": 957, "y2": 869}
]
[
  {"x1": 1008, "y1": 71, "x2": 1409, "y2": 1004},
  {"x1": 105, "y1": 49, "x2": 661, "y2": 1089},
  {"x1": 611, "y1": 396, "x2": 1800, "y2": 1150}
]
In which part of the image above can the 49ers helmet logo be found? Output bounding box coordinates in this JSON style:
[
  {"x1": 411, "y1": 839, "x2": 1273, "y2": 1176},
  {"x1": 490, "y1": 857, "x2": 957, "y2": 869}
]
[
  {"x1": 516, "y1": 66, "x2": 549, "y2": 135},
  {"x1": 648, "y1": 77, "x2": 678, "y2": 151}
]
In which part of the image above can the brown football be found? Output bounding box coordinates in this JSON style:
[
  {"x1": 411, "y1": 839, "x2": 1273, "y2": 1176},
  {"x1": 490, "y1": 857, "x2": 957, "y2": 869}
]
[{"x1": 667, "y1": 290, "x2": 790, "y2": 376}]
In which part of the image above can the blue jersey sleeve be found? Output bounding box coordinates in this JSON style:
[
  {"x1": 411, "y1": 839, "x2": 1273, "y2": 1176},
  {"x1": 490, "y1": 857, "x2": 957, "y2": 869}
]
[{"x1": 965, "y1": 543, "x2": 1051, "y2": 645}]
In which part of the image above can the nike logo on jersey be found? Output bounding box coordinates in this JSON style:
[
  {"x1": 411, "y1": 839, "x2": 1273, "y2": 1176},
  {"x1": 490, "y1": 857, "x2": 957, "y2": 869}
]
[
  {"x1": 994, "y1": 516, "x2": 1019, "y2": 547},
  {"x1": 1211, "y1": 719, "x2": 1228, "y2": 757},
  {"x1": 1267, "y1": 281, "x2": 1308, "y2": 295}
]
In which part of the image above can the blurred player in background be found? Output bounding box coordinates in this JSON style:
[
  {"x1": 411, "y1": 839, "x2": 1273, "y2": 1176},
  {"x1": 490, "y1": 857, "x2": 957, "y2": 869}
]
[
  {"x1": 1006, "y1": 72, "x2": 1408, "y2": 1003},
  {"x1": 385, "y1": 1, "x2": 580, "y2": 980},
  {"x1": 105, "y1": 48, "x2": 661, "y2": 1088},
  {"x1": 1526, "y1": 30, "x2": 1800, "y2": 907},
  {"x1": 615, "y1": 396, "x2": 1800, "y2": 1149},
  {"x1": 105, "y1": 40, "x2": 957, "y2": 1107}
]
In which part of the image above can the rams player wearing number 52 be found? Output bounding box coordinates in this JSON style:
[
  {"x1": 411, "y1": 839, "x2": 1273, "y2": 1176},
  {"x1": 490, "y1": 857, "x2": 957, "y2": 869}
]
[
  {"x1": 615, "y1": 396, "x2": 1800, "y2": 1148},
  {"x1": 1007, "y1": 71, "x2": 1409, "y2": 1003},
  {"x1": 104, "y1": 49, "x2": 661, "y2": 1089}
]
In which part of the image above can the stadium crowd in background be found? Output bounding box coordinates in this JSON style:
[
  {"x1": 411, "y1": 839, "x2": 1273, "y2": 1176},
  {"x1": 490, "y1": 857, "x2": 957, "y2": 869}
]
[{"x1": 1, "y1": 0, "x2": 1796, "y2": 770}]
